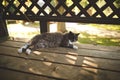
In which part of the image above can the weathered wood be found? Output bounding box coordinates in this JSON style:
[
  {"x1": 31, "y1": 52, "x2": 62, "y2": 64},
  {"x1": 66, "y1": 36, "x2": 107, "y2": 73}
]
[
  {"x1": 0, "y1": 7, "x2": 9, "y2": 37},
  {"x1": 0, "y1": 40, "x2": 120, "y2": 80},
  {"x1": 0, "y1": 40, "x2": 120, "y2": 60}
]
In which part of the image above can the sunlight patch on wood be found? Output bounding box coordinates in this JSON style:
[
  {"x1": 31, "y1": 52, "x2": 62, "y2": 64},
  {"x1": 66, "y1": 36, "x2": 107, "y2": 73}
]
[
  {"x1": 29, "y1": 67, "x2": 42, "y2": 74},
  {"x1": 43, "y1": 62, "x2": 52, "y2": 66},
  {"x1": 65, "y1": 53, "x2": 77, "y2": 64},
  {"x1": 66, "y1": 58, "x2": 76, "y2": 64},
  {"x1": 83, "y1": 60, "x2": 98, "y2": 68},
  {"x1": 52, "y1": 72, "x2": 61, "y2": 78},
  {"x1": 82, "y1": 57, "x2": 98, "y2": 74},
  {"x1": 68, "y1": 52, "x2": 78, "y2": 56},
  {"x1": 33, "y1": 51, "x2": 42, "y2": 55},
  {"x1": 66, "y1": 54, "x2": 77, "y2": 60}
]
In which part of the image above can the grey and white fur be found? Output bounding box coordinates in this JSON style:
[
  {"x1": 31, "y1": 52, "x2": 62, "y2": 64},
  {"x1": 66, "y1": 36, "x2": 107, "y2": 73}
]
[{"x1": 18, "y1": 31, "x2": 79, "y2": 54}]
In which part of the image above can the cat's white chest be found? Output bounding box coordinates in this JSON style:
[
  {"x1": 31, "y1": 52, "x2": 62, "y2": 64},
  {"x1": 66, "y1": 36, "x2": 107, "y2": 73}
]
[
  {"x1": 69, "y1": 40, "x2": 73, "y2": 44},
  {"x1": 69, "y1": 40, "x2": 78, "y2": 49}
]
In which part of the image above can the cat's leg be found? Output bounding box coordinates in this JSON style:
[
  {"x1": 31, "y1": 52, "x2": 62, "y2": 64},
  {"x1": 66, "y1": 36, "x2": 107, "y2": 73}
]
[
  {"x1": 18, "y1": 42, "x2": 31, "y2": 53},
  {"x1": 19, "y1": 45, "x2": 37, "y2": 55},
  {"x1": 73, "y1": 45, "x2": 78, "y2": 49},
  {"x1": 66, "y1": 44, "x2": 78, "y2": 49},
  {"x1": 25, "y1": 48, "x2": 32, "y2": 55},
  {"x1": 67, "y1": 40, "x2": 78, "y2": 49},
  {"x1": 25, "y1": 42, "x2": 46, "y2": 55},
  {"x1": 61, "y1": 44, "x2": 78, "y2": 49}
]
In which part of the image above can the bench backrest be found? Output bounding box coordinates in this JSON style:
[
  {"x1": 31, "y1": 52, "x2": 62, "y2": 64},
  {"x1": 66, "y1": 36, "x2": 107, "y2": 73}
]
[
  {"x1": 1, "y1": 0, "x2": 120, "y2": 24},
  {"x1": 0, "y1": 0, "x2": 120, "y2": 35}
]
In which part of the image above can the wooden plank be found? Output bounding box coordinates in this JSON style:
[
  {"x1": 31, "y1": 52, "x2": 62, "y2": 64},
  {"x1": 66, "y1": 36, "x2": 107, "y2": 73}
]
[
  {"x1": 0, "y1": 41, "x2": 81, "y2": 79},
  {"x1": 0, "y1": 55, "x2": 67, "y2": 80},
  {"x1": 0, "y1": 56, "x2": 120, "y2": 80},
  {"x1": 1, "y1": 40, "x2": 120, "y2": 52},
  {"x1": 0, "y1": 68, "x2": 60, "y2": 80},
  {"x1": 0, "y1": 41, "x2": 120, "y2": 71},
  {"x1": 0, "y1": 45, "x2": 119, "y2": 72},
  {"x1": 0, "y1": 40, "x2": 120, "y2": 80},
  {"x1": 71, "y1": 67, "x2": 120, "y2": 80},
  {"x1": 0, "y1": 40, "x2": 120, "y2": 60},
  {"x1": 0, "y1": 46, "x2": 120, "y2": 79}
]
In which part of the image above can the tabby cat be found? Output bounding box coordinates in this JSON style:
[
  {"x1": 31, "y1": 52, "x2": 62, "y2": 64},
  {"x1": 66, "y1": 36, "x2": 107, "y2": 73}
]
[{"x1": 18, "y1": 31, "x2": 79, "y2": 54}]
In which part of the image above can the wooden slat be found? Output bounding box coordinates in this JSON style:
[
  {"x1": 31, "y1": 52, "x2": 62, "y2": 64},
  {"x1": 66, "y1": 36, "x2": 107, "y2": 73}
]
[
  {"x1": 0, "y1": 45, "x2": 119, "y2": 72},
  {"x1": 0, "y1": 40, "x2": 120, "y2": 80},
  {"x1": 0, "y1": 40, "x2": 120, "y2": 58},
  {"x1": 0, "y1": 40, "x2": 120, "y2": 69},
  {"x1": 0, "y1": 55, "x2": 67, "y2": 80},
  {"x1": 0, "y1": 68, "x2": 61, "y2": 80}
]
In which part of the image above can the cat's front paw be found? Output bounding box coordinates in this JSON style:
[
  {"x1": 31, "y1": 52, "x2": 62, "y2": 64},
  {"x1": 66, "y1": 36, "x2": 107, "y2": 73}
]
[
  {"x1": 73, "y1": 45, "x2": 78, "y2": 50},
  {"x1": 26, "y1": 49, "x2": 32, "y2": 55},
  {"x1": 18, "y1": 48, "x2": 23, "y2": 53}
]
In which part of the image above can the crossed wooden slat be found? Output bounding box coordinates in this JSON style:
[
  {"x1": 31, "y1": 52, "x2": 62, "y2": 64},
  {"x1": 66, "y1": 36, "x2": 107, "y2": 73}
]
[{"x1": 1, "y1": 0, "x2": 119, "y2": 20}]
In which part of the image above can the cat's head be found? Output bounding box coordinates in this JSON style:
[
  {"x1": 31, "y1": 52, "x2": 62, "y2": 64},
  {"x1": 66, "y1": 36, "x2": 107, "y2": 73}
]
[{"x1": 68, "y1": 31, "x2": 80, "y2": 42}]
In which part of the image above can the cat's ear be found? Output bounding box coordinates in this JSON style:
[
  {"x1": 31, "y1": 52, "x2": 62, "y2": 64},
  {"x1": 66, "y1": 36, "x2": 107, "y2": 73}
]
[
  {"x1": 76, "y1": 33, "x2": 80, "y2": 36},
  {"x1": 69, "y1": 31, "x2": 73, "y2": 34}
]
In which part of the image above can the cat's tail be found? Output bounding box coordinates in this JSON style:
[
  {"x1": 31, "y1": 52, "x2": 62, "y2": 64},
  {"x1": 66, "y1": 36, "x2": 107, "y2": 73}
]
[{"x1": 18, "y1": 43, "x2": 32, "y2": 54}]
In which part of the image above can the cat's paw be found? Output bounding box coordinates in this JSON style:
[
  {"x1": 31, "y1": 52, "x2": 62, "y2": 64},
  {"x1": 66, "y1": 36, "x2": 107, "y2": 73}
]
[
  {"x1": 26, "y1": 49, "x2": 32, "y2": 55},
  {"x1": 73, "y1": 45, "x2": 78, "y2": 50},
  {"x1": 18, "y1": 48, "x2": 23, "y2": 53}
]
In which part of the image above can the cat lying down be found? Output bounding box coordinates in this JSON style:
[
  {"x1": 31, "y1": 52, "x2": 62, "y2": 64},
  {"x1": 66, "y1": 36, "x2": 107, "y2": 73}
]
[{"x1": 18, "y1": 31, "x2": 79, "y2": 54}]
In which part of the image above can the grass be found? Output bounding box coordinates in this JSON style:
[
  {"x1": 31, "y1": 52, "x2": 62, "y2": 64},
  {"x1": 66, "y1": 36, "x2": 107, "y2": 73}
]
[
  {"x1": 79, "y1": 32, "x2": 120, "y2": 46},
  {"x1": 89, "y1": 24, "x2": 120, "y2": 31},
  {"x1": 77, "y1": 24, "x2": 120, "y2": 46},
  {"x1": 79, "y1": 37, "x2": 120, "y2": 46}
]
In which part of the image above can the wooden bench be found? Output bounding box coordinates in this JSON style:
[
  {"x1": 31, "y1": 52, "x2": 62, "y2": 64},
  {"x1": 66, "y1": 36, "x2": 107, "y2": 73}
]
[
  {"x1": 0, "y1": 0, "x2": 120, "y2": 80},
  {"x1": 0, "y1": 39, "x2": 120, "y2": 80}
]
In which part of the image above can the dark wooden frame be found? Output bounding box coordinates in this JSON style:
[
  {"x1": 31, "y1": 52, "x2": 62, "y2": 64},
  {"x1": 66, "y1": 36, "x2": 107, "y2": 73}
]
[{"x1": 0, "y1": 0, "x2": 120, "y2": 36}]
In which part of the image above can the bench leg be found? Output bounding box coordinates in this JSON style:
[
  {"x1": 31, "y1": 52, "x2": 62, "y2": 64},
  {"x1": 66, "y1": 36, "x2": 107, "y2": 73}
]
[
  {"x1": 0, "y1": 8, "x2": 9, "y2": 37},
  {"x1": 40, "y1": 20, "x2": 49, "y2": 33}
]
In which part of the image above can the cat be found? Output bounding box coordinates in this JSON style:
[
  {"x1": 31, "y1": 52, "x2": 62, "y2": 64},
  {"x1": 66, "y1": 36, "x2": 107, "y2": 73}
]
[{"x1": 18, "y1": 31, "x2": 79, "y2": 54}]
